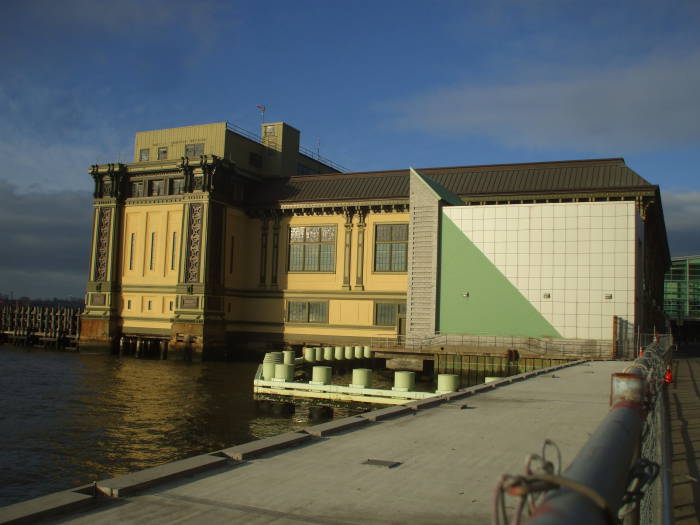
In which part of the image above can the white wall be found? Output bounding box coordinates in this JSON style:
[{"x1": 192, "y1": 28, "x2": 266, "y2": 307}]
[{"x1": 443, "y1": 201, "x2": 637, "y2": 340}]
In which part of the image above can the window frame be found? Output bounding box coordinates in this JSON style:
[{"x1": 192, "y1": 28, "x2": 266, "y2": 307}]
[
  {"x1": 185, "y1": 143, "x2": 204, "y2": 157},
  {"x1": 286, "y1": 300, "x2": 329, "y2": 324},
  {"x1": 373, "y1": 223, "x2": 409, "y2": 273},
  {"x1": 374, "y1": 302, "x2": 407, "y2": 327},
  {"x1": 139, "y1": 148, "x2": 150, "y2": 161},
  {"x1": 287, "y1": 224, "x2": 337, "y2": 273},
  {"x1": 157, "y1": 146, "x2": 168, "y2": 160}
]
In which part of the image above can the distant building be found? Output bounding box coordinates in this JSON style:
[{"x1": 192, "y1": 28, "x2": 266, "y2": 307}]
[
  {"x1": 80, "y1": 121, "x2": 670, "y2": 359},
  {"x1": 664, "y1": 255, "x2": 700, "y2": 343}
]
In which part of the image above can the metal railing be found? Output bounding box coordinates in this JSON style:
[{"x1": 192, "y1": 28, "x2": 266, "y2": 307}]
[
  {"x1": 225, "y1": 123, "x2": 348, "y2": 173},
  {"x1": 371, "y1": 333, "x2": 613, "y2": 359},
  {"x1": 493, "y1": 336, "x2": 673, "y2": 525}
]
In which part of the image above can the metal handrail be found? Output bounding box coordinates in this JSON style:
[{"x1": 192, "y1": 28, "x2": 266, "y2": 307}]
[
  {"x1": 522, "y1": 340, "x2": 673, "y2": 525},
  {"x1": 225, "y1": 123, "x2": 347, "y2": 173}
]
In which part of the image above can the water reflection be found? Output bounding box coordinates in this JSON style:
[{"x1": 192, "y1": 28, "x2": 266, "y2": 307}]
[{"x1": 0, "y1": 348, "x2": 360, "y2": 506}]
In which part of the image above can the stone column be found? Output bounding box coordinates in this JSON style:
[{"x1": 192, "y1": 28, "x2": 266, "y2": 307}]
[
  {"x1": 342, "y1": 207, "x2": 354, "y2": 290},
  {"x1": 355, "y1": 207, "x2": 367, "y2": 291}
]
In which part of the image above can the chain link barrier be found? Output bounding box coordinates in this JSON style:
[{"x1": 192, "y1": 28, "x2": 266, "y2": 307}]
[{"x1": 493, "y1": 336, "x2": 673, "y2": 525}]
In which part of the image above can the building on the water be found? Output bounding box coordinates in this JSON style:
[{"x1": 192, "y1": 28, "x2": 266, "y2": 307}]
[
  {"x1": 80, "y1": 121, "x2": 670, "y2": 359},
  {"x1": 663, "y1": 255, "x2": 700, "y2": 343}
]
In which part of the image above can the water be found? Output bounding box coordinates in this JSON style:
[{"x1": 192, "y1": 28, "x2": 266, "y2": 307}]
[{"x1": 0, "y1": 345, "x2": 367, "y2": 507}]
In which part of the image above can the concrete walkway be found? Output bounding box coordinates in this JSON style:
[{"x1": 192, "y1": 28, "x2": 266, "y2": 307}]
[
  {"x1": 670, "y1": 349, "x2": 700, "y2": 525},
  {"x1": 43, "y1": 360, "x2": 625, "y2": 525}
]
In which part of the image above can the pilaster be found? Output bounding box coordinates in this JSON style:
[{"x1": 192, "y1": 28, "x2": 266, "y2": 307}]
[
  {"x1": 342, "y1": 207, "x2": 354, "y2": 290},
  {"x1": 355, "y1": 207, "x2": 367, "y2": 291}
]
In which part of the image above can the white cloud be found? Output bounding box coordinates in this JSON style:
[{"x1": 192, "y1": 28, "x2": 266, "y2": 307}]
[{"x1": 390, "y1": 51, "x2": 700, "y2": 152}]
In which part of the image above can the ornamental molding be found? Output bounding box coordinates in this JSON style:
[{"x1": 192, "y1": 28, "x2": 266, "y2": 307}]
[
  {"x1": 185, "y1": 203, "x2": 203, "y2": 283},
  {"x1": 94, "y1": 207, "x2": 112, "y2": 281}
]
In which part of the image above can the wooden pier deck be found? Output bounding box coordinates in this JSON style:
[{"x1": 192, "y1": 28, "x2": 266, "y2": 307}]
[{"x1": 1, "y1": 360, "x2": 629, "y2": 524}]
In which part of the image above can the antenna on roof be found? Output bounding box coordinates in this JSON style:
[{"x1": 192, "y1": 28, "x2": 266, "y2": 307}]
[
  {"x1": 316, "y1": 138, "x2": 320, "y2": 160},
  {"x1": 256, "y1": 105, "x2": 266, "y2": 123}
]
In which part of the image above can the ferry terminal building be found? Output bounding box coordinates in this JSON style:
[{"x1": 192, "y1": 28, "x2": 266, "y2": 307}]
[{"x1": 80, "y1": 122, "x2": 670, "y2": 360}]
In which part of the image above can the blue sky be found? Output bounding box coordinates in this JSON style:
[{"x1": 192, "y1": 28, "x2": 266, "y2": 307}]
[{"x1": 1, "y1": 0, "x2": 699, "y2": 297}]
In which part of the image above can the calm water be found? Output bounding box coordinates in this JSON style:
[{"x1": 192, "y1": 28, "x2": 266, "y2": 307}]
[{"x1": 0, "y1": 345, "x2": 368, "y2": 507}]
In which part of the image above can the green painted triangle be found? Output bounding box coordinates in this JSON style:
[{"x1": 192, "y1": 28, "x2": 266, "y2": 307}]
[{"x1": 439, "y1": 213, "x2": 561, "y2": 338}]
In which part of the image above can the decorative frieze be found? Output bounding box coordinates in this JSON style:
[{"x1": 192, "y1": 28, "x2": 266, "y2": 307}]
[
  {"x1": 186, "y1": 203, "x2": 203, "y2": 283},
  {"x1": 94, "y1": 207, "x2": 112, "y2": 281}
]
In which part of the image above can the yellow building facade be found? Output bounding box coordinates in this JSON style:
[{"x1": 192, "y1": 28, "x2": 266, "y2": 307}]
[
  {"x1": 81, "y1": 122, "x2": 410, "y2": 359},
  {"x1": 81, "y1": 121, "x2": 668, "y2": 360}
]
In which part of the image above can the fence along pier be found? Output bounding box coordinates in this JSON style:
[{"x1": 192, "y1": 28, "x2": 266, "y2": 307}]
[{"x1": 0, "y1": 304, "x2": 81, "y2": 349}]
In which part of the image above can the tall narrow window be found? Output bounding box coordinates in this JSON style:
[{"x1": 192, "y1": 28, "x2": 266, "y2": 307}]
[
  {"x1": 229, "y1": 236, "x2": 235, "y2": 274},
  {"x1": 129, "y1": 233, "x2": 136, "y2": 270},
  {"x1": 171, "y1": 232, "x2": 177, "y2": 270},
  {"x1": 157, "y1": 147, "x2": 168, "y2": 160},
  {"x1": 374, "y1": 224, "x2": 408, "y2": 272},
  {"x1": 150, "y1": 232, "x2": 156, "y2": 270},
  {"x1": 139, "y1": 148, "x2": 150, "y2": 161}
]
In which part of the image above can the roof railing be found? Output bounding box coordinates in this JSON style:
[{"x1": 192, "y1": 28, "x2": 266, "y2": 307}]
[{"x1": 226, "y1": 122, "x2": 347, "y2": 173}]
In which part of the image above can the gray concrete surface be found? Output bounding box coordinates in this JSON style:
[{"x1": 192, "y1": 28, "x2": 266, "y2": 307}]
[
  {"x1": 50, "y1": 360, "x2": 624, "y2": 525},
  {"x1": 669, "y1": 351, "x2": 700, "y2": 525}
]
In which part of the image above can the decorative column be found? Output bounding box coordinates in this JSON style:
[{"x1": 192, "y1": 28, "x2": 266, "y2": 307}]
[
  {"x1": 80, "y1": 163, "x2": 127, "y2": 352},
  {"x1": 185, "y1": 203, "x2": 204, "y2": 284},
  {"x1": 355, "y1": 207, "x2": 367, "y2": 291},
  {"x1": 259, "y1": 215, "x2": 269, "y2": 287},
  {"x1": 271, "y1": 212, "x2": 281, "y2": 288},
  {"x1": 343, "y1": 207, "x2": 354, "y2": 290}
]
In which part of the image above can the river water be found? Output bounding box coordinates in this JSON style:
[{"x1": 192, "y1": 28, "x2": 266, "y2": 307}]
[{"x1": 0, "y1": 345, "x2": 371, "y2": 507}]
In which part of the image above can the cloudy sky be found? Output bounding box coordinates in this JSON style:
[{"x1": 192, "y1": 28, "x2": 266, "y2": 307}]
[{"x1": 1, "y1": 0, "x2": 698, "y2": 298}]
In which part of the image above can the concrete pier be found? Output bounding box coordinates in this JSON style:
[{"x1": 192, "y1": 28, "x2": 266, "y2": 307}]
[{"x1": 3, "y1": 360, "x2": 629, "y2": 524}]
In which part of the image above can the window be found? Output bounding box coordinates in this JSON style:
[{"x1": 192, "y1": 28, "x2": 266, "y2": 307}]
[
  {"x1": 157, "y1": 147, "x2": 168, "y2": 160},
  {"x1": 374, "y1": 223, "x2": 408, "y2": 272},
  {"x1": 288, "y1": 225, "x2": 336, "y2": 272},
  {"x1": 149, "y1": 180, "x2": 164, "y2": 196},
  {"x1": 287, "y1": 301, "x2": 328, "y2": 323},
  {"x1": 249, "y1": 152, "x2": 262, "y2": 168},
  {"x1": 127, "y1": 299, "x2": 132, "y2": 310},
  {"x1": 170, "y1": 232, "x2": 177, "y2": 270},
  {"x1": 147, "y1": 300, "x2": 152, "y2": 311},
  {"x1": 149, "y1": 232, "x2": 156, "y2": 270},
  {"x1": 229, "y1": 236, "x2": 235, "y2": 273},
  {"x1": 139, "y1": 148, "x2": 150, "y2": 161},
  {"x1": 130, "y1": 181, "x2": 144, "y2": 197},
  {"x1": 185, "y1": 143, "x2": 204, "y2": 157},
  {"x1": 169, "y1": 301, "x2": 173, "y2": 311},
  {"x1": 264, "y1": 124, "x2": 275, "y2": 137},
  {"x1": 170, "y1": 178, "x2": 185, "y2": 195},
  {"x1": 375, "y1": 302, "x2": 406, "y2": 326},
  {"x1": 129, "y1": 233, "x2": 136, "y2": 270}
]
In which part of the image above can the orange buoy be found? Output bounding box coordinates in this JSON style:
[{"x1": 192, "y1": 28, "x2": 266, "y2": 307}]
[{"x1": 664, "y1": 366, "x2": 673, "y2": 384}]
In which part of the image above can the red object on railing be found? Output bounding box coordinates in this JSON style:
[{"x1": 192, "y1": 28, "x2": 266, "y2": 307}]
[
  {"x1": 639, "y1": 347, "x2": 644, "y2": 357},
  {"x1": 664, "y1": 366, "x2": 673, "y2": 384}
]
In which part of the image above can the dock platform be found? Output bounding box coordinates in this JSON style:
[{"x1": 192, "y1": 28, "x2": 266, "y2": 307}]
[{"x1": 3, "y1": 360, "x2": 631, "y2": 524}]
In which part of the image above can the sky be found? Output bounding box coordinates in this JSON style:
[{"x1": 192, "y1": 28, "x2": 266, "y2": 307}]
[{"x1": 1, "y1": 0, "x2": 699, "y2": 298}]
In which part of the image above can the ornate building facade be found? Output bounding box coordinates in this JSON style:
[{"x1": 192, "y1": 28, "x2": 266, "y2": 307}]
[{"x1": 80, "y1": 121, "x2": 669, "y2": 359}]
